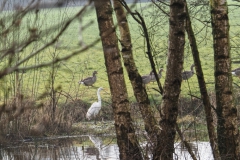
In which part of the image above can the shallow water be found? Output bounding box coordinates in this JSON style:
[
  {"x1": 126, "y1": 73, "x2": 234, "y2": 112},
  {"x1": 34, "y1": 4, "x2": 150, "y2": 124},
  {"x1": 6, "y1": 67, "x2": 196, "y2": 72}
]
[
  {"x1": 174, "y1": 142, "x2": 213, "y2": 160},
  {"x1": 0, "y1": 135, "x2": 213, "y2": 160}
]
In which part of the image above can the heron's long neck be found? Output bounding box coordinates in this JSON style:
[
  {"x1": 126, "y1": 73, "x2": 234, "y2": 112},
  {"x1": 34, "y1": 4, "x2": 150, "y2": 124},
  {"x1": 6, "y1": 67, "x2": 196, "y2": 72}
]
[{"x1": 97, "y1": 91, "x2": 101, "y2": 102}]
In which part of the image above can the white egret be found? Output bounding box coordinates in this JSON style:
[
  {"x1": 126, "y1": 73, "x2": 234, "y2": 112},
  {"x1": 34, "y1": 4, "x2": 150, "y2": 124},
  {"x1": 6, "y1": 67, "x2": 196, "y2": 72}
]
[
  {"x1": 182, "y1": 64, "x2": 195, "y2": 81},
  {"x1": 86, "y1": 87, "x2": 103, "y2": 124},
  {"x1": 79, "y1": 71, "x2": 97, "y2": 86}
]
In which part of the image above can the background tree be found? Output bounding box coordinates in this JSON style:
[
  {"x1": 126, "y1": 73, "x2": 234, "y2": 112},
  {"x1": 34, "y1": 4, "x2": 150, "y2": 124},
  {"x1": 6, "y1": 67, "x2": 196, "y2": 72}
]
[
  {"x1": 113, "y1": 1, "x2": 164, "y2": 159},
  {"x1": 93, "y1": 0, "x2": 143, "y2": 159},
  {"x1": 184, "y1": 0, "x2": 220, "y2": 158},
  {"x1": 156, "y1": 0, "x2": 186, "y2": 159},
  {"x1": 210, "y1": 0, "x2": 240, "y2": 159}
]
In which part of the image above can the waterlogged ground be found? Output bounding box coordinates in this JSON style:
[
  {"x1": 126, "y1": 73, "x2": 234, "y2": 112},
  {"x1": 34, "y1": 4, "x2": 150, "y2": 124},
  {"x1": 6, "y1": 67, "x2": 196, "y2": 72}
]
[
  {"x1": 0, "y1": 121, "x2": 213, "y2": 159},
  {"x1": 0, "y1": 133, "x2": 213, "y2": 160}
]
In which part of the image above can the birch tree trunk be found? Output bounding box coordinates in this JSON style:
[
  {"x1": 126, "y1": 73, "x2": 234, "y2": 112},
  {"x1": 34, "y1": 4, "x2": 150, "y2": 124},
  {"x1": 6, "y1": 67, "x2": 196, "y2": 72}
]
[
  {"x1": 112, "y1": 1, "x2": 160, "y2": 158},
  {"x1": 93, "y1": 0, "x2": 143, "y2": 159},
  {"x1": 184, "y1": 0, "x2": 220, "y2": 159},
  {"x1": 210, "y1": 0, "x2": 240, "y2": 159},
  {"x1": 156, "y1": 0, "x2": 186, "y2": 159}
]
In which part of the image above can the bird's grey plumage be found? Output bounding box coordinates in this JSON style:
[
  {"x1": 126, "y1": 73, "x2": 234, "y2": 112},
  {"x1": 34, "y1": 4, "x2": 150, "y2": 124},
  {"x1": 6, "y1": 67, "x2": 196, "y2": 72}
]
[
  {"x1": 182, "y1": 64, "x2": 195, "y2": 80},
  {"x1": 150, "y1": 68, "x2": 164, "y2": 82},
  {"x1": 79, "y1": 71, "x2": 97, "y2": 86},
  {"x1": 141, "y1": 71, "x2": 154, "y2": 84},
  {"x1": 232, "y1": 67, "x2": 240, "y2": 77},
  {"x1": 86, "y1": 87, "x2": 103, "y2": 124}
]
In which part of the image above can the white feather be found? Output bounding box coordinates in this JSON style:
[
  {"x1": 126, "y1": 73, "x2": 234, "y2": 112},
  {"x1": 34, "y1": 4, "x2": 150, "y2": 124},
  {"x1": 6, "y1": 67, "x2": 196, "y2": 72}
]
[
  {"x1": 86, "y1": 101, "x2": 101, "y2": 120},
  {"x1": 86, "y1": 87, "x2": 103, "y2": 120}
]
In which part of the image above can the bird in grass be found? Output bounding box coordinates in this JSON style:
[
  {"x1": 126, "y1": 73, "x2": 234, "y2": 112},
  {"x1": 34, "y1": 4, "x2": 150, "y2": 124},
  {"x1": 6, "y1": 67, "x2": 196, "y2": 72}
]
[
  {"x1": 79, "y1": 71, "x2": 97, "y2": 86},
  {"x1": 182, "y1": 64, "x2": 195, "y2": 81},
  {"x1": 86, "y1": 87, "x2": 103, "y2": 124},
  {"x1": 231, "y1": 67, "x2": 240, "y2": 78},
  {"x1": 141, "y1": 71, "x2": 154, "y2": 84},
  {"x1": 150, "y1": 68, "x2": 164, "y2": 83}
]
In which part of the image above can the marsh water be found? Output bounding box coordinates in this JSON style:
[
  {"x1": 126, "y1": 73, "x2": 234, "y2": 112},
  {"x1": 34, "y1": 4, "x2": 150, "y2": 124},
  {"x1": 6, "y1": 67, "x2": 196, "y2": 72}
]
[{"x1": 0, "y1": 135, "x2": 213, "y2": 160}]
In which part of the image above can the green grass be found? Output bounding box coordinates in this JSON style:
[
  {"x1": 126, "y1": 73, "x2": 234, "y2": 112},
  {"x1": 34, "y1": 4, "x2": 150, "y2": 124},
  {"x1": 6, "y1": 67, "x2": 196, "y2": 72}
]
[{"x1": 1, "y1": 1, "x2": 240, "y2": 105}]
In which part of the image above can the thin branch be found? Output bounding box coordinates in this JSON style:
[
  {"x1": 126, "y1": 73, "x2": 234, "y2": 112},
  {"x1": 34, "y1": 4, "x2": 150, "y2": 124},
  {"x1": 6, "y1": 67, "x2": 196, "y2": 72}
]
[
  {"x1": 119, "y1": 0, "x2": 164, "y2": 95},
  {"x1": 0, "y1": 1, "x2": 94, "y2": 78},
  {"x1": 0, "y1": 37, "x2": 100, "y2": 78},
  {"x1": 176, "y1": 125, "x2": 198, "y2": 160},
  {"x1": 151, "y1": 0, "x2": 170, "y2": 17}
]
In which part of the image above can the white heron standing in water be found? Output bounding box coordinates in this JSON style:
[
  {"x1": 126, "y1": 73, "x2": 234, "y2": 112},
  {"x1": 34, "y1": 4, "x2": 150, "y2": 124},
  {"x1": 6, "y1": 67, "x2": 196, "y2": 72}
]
[{"x1": 86, "y1": 87, "x2": 103, "y2": 124}]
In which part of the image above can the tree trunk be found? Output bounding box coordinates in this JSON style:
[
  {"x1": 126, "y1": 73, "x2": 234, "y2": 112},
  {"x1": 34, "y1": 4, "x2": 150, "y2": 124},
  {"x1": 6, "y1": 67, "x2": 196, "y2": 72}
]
[
  {"x1": 112, "y1": 1, "x2": 160, "y2": 157},
  {"x1": 210, "y1": 0, "x2": 240, "y2": 159},
  {"x1": 93, "y1": 0, "x2": 143, "y2": 159},
  {"x1": 156, "y1": 0, "x2": 186, "y2": 159},
  {"x1": 184, "y1": 0, "x2": 220, "y2": 159}
]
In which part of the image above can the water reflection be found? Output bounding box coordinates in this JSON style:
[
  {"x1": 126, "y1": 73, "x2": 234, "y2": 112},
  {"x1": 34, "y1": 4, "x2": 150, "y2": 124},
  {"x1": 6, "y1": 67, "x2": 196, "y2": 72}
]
[
  {"x1": 0, "y1": 135, "x2": 213, "y2": 160},
  {"x1": 88, "y1": 135, "x2": 119, "y2": 160},
  {"x1": 0, "y1": 135, "x2": 119, "y2": 160},
  {"x1": 174, "y1": 142, "x2": 213, "y2": 160}
]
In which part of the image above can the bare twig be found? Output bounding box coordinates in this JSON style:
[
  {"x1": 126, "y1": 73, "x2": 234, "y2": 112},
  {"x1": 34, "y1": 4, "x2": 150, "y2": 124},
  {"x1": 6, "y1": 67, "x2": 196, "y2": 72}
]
[
  {"x1": 119, "y1": 0, "x2": 164, "y2": 95},
  {"x1": 176, "y1": 125, "x2": 197, "y2": 160},
  {"x1": 0, "y1": 1, "x2": 94, "y2": 78}
]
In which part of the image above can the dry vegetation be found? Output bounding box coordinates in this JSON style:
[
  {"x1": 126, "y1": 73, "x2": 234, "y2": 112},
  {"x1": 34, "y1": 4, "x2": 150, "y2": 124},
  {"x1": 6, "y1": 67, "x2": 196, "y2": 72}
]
[{"x1": 1, "y1": 85, "x2": 240, "y2": 145}]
